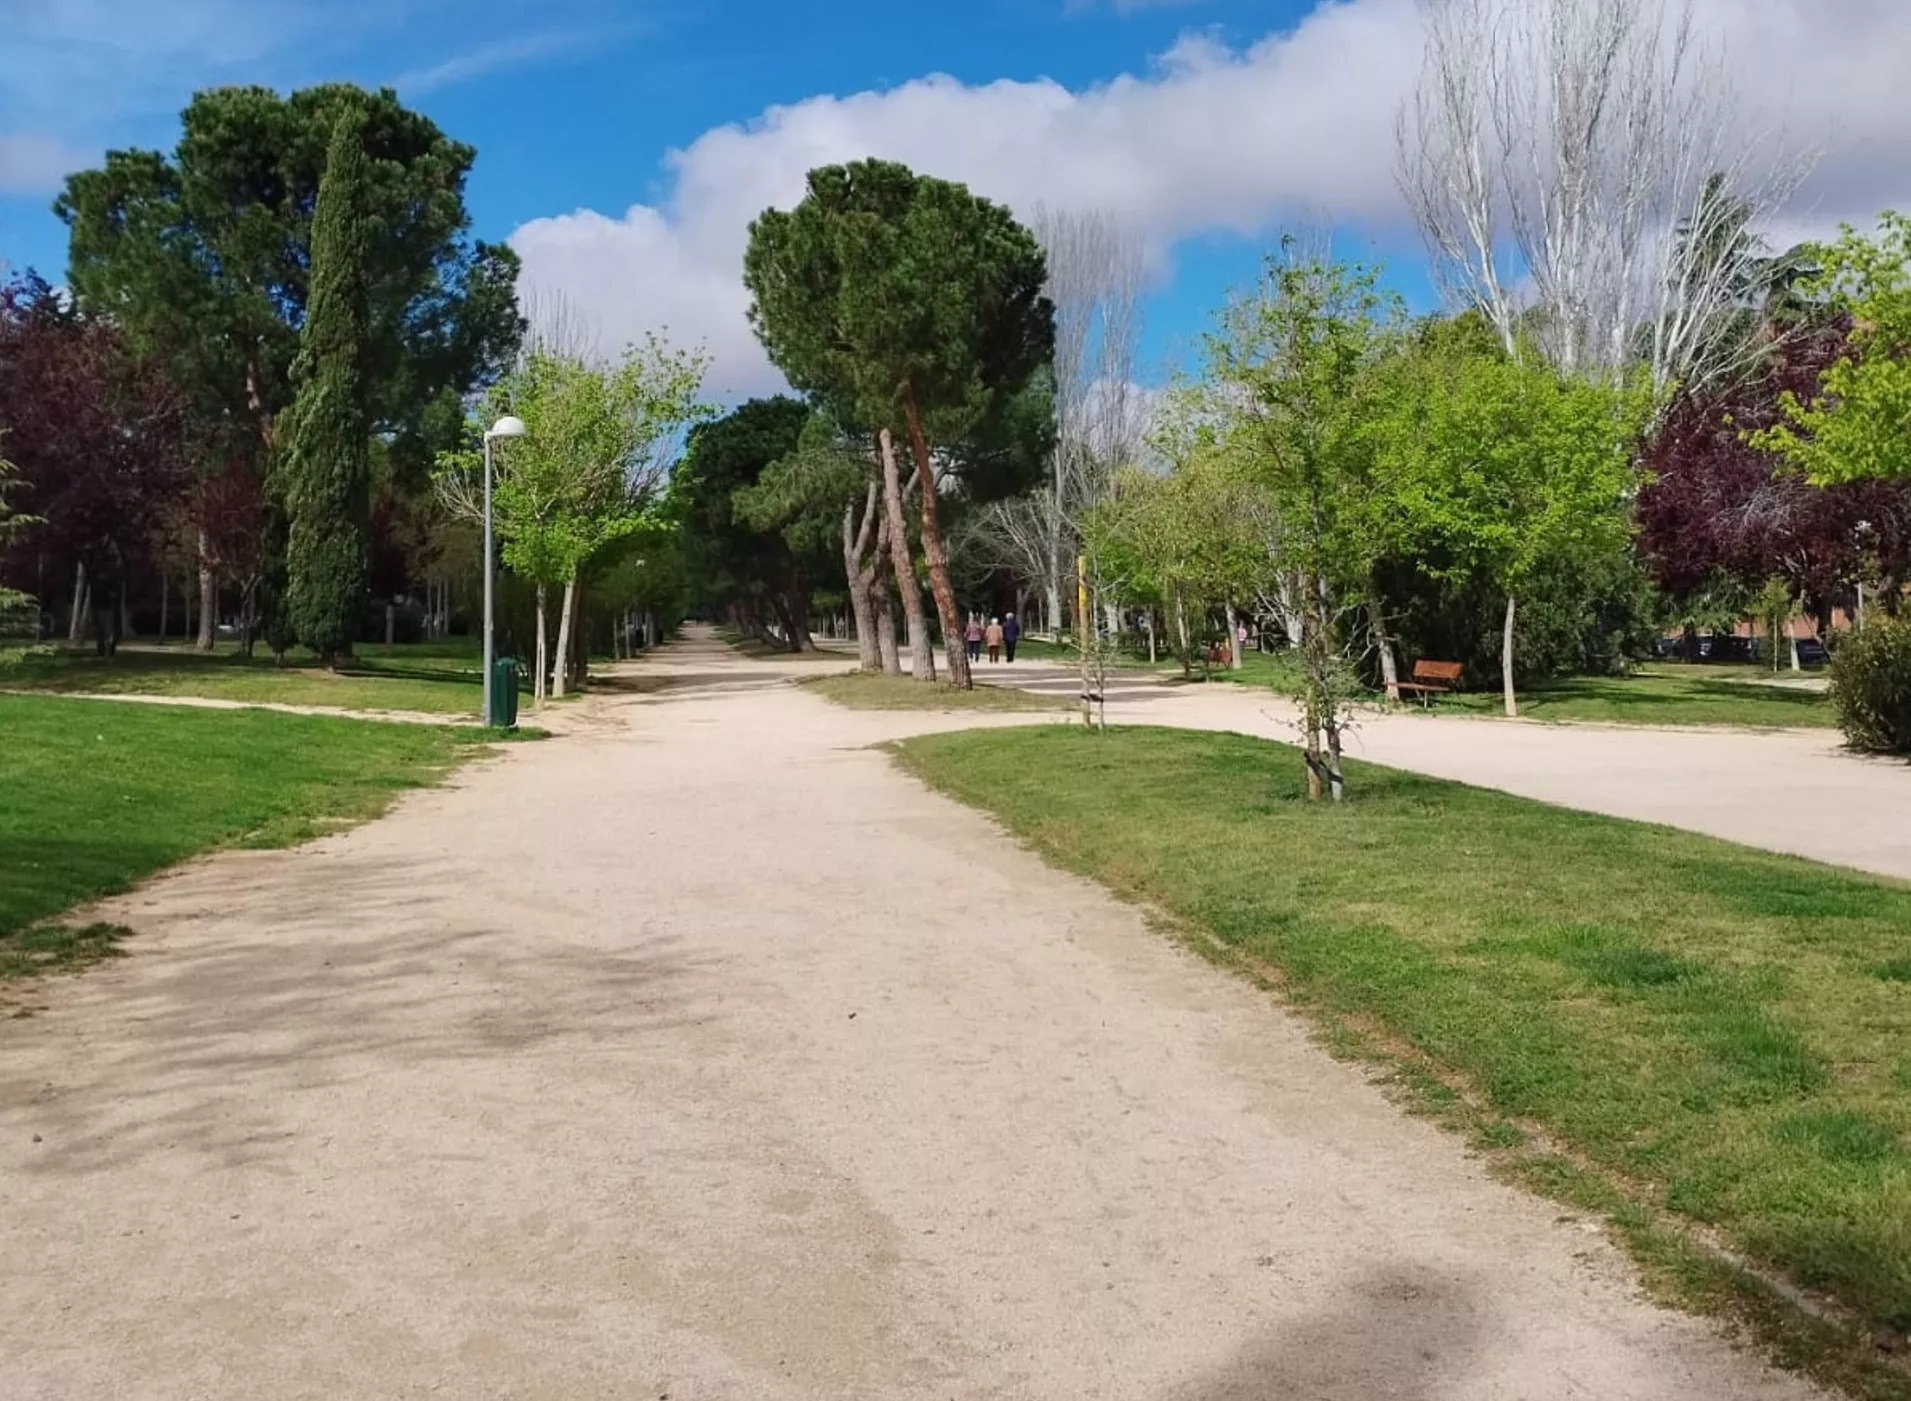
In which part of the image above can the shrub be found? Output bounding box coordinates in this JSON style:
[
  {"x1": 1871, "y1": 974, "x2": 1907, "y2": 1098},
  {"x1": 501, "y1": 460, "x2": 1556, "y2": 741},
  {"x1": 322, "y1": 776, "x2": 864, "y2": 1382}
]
[{"x1": 1830, "y1": 616, "x2": 1911, "y2": 753}]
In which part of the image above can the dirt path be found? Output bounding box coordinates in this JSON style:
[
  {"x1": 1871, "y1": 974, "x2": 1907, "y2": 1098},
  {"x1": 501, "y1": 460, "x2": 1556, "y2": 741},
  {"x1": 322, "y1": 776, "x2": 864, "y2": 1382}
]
[
  {"x1": 0, "y1": 631, "x2": 1828, "y2": 1399},
  {"x1": 982, "y1": 659, "x2": 1911, "y2": 882}
]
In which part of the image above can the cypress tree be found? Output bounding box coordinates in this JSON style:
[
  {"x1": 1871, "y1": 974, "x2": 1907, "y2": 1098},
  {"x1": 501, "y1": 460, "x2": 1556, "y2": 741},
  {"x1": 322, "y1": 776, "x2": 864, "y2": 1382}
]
[{"x1": 282, "y1": 107, "x2": 374, "y2": 664}]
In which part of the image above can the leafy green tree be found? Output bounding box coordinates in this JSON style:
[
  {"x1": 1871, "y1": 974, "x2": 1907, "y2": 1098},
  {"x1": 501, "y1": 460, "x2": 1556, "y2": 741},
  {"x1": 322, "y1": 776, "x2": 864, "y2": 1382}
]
[
  {"x1": 1757, "y1": 213, "x2": 1911, "y2": 483},
  {"x1": 57, "y1": 82, "x2": 522, "y2": 647},
  {"x1": 1375, "y1": 346, "x2": 1644, "y2": 715},
  {"x1": 437, "y1": 341, "x2": 709, "y2": 702},
  {"x1": 739, "y1": 413, "x2": 893, "y2": 671},
  {"x1": 1089, "y1": 452, "x2": 1273, "y2": 679},
  {"x1": 674, "y1": 397, "x2": 821, "y2": 650},
  {"x1": 1197, "y1": 246, "x2": 1402, "y2": 800},
  {"x1": 281, "y1": 111, "x2": 375, "y2": 663},
  {"x1": 744, "y1": 158, "x2": 1055, "y2": 687}
]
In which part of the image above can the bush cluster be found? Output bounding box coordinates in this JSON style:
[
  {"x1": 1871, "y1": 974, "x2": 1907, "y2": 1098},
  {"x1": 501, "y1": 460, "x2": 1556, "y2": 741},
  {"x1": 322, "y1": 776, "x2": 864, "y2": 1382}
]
[{"x1": 1830, "y1": 616, "x2": 1911, "y2": 753}]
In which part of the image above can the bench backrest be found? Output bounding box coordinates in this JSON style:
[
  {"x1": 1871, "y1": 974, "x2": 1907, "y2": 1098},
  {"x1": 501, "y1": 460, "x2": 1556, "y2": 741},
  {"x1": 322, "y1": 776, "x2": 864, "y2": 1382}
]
[{"x1": 1412, "y1": 659, "x2": 1465, "y2": 683}]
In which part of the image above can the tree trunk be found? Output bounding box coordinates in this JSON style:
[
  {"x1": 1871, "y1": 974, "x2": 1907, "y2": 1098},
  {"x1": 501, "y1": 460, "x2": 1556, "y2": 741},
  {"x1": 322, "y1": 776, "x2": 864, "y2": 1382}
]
[
  {"x1": 874, "y1": 568, "x2": 901, "y2": 676},
  {"x1": 159, "y1": 570, "x2": 169, "y2": 642},
  {"x1": 1048, "y1": 445, "x2": 1066, "y2": 644},
  {"x1": 1502, "y1": 593, "x2": 1519, "y2": 718},
  {"x1": 183, "y1": 572, "x2": 193, "y2": 648},
  {"x1": 239, "y1": 578, "x2": 259, "y2": 658},
  {"x1": 568, "y1": 578, "x2": 587, "y2": 688},
  {"x1": 843, "y1": 489, "x2": 880, "y2": 671},
  {"x1": 1227, "y1": 604, "x2": 1244, "y2": 671},
  {"x1": 68, "y1": 563, "x2": 87, "y2": 643},
  {"x1": 1280, "y1": 571, "x2": 1305, "y2": 648},
  {"x1": 196, "y1": 528, "x2": 215, "y2": 652},
  {"x1": 1173, "y1": 591, "x2": 1192, "y2": 678},
  {"x1": 1789, "y1": 629, "x2": 1802, "y2": 673},
  {"x1": 1368, "y1": 584, "x2": 1401, "y2": 702},
  {"x1": 779, "y1": 581, "x2": 815, "y2": 652},
  {"x1": 90, "y1": 571, "x2": 122, "y2": 658},
  {"x1": 384, "y1": 601, "x2": 396, "y2": 647},
  {"x1": 901, "y1": 396, "x2": 968, "y2": 688},
  {"x1": 535, "y1": 582, "x2": 550, "y2": 705},
  {"x1": 877, "y1": 428, "x2": 934, "y2": 682},
  {"x1": 1146, "y1": 610, "x2": 1157, "y2": 664}
]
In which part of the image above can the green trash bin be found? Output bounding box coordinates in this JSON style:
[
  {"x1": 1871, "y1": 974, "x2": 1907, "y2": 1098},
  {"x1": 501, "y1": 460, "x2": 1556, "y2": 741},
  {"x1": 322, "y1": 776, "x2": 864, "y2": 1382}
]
[{"x1": 488, "y1": 656, "x2": 520, "y2": 728}]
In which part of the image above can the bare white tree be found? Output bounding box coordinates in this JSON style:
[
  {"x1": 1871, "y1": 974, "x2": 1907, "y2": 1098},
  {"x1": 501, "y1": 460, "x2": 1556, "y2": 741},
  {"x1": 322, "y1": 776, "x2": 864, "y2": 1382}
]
[
  {"x1": 1398, "y1": 0, "x2": 1814, "y2": 395},
  {"x1": 974, "y1": 206, "x2": 1148, "y2": 635}
]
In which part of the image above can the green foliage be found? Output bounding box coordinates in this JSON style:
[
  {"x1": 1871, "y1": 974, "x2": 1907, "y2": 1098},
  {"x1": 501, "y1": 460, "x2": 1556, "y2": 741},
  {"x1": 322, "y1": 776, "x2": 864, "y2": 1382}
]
[
  {"x1": 1376, "y1": 542, "x2": 1655, "y2": 683},
  {"x1": 0, "y1": 439, "x2": 36, "y2": 618},
  {"x1": 1185, "y1": 244, "x2": 1403, "y2": 793},
  {"x1": 1086, "y1": 453, "x2": 1274, "y2": 674},
  {"x1": 1757, "y1": 212, "x2": 1911, "y2": 483},
  {"x1": 57, "y1": 83, "x2": 522, "y2": 465},
  {"x1": 676, "y1": 396, "x2": 816, "y2": 609},
  {"x1": 439, "y1": 340, "x2": 709, "y2": 593},
  {"x1": 1829, "y1": 616, "x2": 1911, "y2": 754},
  {"x1": 735, "y1": 411, "x2": 870, "y2": 557},
  {"x1": 1375, "y1": 346, "x2": 1643, "y2": 602},
  {"x1": 743, "y1": 159, "x2": 1054, "y2": 448},
  {"x1": 283, "y1": 110, "x2": 375, "y2": 660}
]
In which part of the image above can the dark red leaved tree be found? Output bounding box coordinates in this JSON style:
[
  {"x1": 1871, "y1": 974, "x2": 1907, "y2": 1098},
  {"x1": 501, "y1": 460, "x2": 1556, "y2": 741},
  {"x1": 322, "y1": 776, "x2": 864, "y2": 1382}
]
[
  {"x1": 0, "y1": 274, "x2": 198, "y2": 653},
  {"x1": 1639, "y1": 319, "x2": 1911, "y2": 627}
]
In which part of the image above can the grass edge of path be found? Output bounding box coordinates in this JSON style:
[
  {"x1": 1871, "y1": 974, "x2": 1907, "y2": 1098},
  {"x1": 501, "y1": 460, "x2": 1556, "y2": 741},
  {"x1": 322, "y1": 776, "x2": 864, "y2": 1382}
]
[
  {"x1": 1, "y1": 698, "x2": 529, "y2": 1014},
  {"x1": 799, "y1": 671, "x2": 1069, "y2": 712},
  {"x1": 890, "y1": 726, "x2": 1911, "y2": 1401}
]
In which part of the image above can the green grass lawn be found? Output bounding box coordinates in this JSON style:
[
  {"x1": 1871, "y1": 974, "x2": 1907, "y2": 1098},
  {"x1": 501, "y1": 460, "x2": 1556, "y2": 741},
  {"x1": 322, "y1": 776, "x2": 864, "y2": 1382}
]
[
  {"x1": 895, "y1": 725, "x2": 1911, "y2": 1384},
  {"x1": 1, "y1": 694, "x2": 485, "y2": 994},
  {"x1": 1433, "y1": 666, "x2": 1835, "y2": 729},
  {"x1": 1014, "y1": 638, "x2": 1833, "y2": 729},
  {"x1": 800, "y1": 671, "x2": 1066, "y2": 712},
  {"x1": 0, "y1": 638, "x2": 504, "y2": 715}
]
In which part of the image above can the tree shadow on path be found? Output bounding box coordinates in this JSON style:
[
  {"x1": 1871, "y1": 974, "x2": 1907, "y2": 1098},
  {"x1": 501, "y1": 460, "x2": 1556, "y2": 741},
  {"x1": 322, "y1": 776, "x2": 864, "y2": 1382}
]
[{"x1": 1168, "y1": 1264, "x2": 1485, "y2": 1401}]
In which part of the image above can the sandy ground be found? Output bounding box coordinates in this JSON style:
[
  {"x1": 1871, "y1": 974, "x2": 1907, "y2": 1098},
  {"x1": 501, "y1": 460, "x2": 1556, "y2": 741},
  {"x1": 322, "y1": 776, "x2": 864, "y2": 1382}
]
[
  {"x1": 0, "y1": 631, "x2": 1838, "y2": 1399},
  {"x1": 979, "y1": 657, "x2": 1911, "y2": 882}
]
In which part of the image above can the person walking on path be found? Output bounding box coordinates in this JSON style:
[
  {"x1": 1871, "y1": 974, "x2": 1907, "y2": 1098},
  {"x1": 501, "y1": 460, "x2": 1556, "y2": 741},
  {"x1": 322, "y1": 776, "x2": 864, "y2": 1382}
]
[
  {"x1": 1003, "y1": 612, "x2": 1021, "y2": 664},
  {"x1": 985, "y1": 617, "x2": 1005, "y2": 664},
  {"x1": 966, "y1": 615, "x2": 984, "y2": 664}
]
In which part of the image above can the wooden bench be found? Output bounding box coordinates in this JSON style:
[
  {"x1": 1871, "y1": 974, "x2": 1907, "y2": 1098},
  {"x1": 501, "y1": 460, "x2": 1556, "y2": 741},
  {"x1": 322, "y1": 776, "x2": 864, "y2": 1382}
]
[{"x1": 1395, "y1": 659, "x2": 1464, "y2": 707}]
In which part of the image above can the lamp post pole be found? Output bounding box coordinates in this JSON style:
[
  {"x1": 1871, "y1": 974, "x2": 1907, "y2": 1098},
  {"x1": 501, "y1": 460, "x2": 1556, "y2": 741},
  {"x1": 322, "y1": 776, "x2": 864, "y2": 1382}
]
[
  {"x1": 482, "y1": 431, "x2": 496, "y2": 726},
  {"x1": 479, "y1": 416, "x2": 527, "y2": 726}
]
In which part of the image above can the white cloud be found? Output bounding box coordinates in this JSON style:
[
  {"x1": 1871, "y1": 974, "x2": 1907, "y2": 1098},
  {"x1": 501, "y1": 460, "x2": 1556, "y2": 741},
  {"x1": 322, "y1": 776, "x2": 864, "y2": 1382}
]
[
  {"x1": 513, "y1": 0, "x2": 1426, "y2": 399},
  {"x1": 513, "y1": 0, "x2": 1911, "y2": 404},
  {"x1": 390, "y1": 28, "x2": 614, "y2": 97}
]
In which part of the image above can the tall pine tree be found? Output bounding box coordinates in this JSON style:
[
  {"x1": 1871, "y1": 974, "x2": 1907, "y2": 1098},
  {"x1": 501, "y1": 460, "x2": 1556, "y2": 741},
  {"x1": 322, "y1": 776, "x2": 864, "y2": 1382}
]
[{"x1": 283, "y1": 108, "x2": 374, "y2": 664}]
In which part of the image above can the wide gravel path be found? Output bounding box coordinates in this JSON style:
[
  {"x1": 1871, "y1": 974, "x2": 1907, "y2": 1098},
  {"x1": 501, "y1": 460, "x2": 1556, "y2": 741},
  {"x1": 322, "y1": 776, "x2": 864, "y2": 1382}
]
[{"x1": 0, "y1": 631, "x2": 1832, "y2": 1399}]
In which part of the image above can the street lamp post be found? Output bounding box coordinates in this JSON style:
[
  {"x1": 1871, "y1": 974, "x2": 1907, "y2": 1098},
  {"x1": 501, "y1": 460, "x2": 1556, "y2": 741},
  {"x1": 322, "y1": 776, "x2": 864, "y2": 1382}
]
[{"x1": 481, "y1": 415, "x2": 528, "y2": 725}]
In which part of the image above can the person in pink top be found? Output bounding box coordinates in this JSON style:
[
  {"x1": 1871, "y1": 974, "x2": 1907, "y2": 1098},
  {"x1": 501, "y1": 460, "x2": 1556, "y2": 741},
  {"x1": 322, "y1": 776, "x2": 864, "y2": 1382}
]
[{"x1": 965, "y1": 615, "x2": 984, "y2": 663}]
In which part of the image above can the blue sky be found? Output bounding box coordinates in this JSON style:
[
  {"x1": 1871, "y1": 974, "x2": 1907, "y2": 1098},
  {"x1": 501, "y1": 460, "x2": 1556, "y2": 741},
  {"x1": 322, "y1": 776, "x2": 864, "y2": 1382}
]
[{"x1": 2, "y1": 0, "x2": 1905, "y2": 398}]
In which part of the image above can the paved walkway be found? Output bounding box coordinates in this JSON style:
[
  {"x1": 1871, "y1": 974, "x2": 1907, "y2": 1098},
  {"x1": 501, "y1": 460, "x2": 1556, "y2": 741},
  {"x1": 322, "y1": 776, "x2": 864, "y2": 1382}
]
[
  {"x1": 0, "y1": 633, "x2": 1833, "y2": 1399},
  {"x1": 979, "y1": 658, "x2": 1911, "y2": 882}
]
